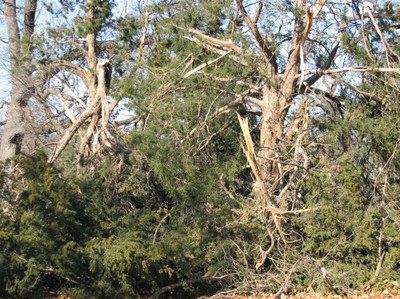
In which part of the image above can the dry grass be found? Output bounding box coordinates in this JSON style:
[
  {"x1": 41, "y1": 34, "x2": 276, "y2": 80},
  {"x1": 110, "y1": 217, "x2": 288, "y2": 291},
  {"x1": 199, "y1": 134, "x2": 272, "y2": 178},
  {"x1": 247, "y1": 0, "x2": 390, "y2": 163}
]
[{"x1": 205, "y1": 288, "x2": 400, "y2": 299}]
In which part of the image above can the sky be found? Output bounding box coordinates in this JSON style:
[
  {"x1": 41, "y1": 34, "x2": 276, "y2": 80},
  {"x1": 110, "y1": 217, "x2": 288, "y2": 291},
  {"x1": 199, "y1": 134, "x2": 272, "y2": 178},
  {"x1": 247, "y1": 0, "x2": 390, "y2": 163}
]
[{"x1": 0, "y1": 11, "x2": 10, "y2": 123}]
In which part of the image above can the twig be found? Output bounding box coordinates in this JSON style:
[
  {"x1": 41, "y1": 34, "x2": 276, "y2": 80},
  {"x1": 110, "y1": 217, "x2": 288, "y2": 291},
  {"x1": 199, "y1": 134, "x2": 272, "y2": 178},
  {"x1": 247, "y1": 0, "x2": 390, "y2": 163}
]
[
  {"x1": 149, "y1": 275, "x2": 233, "y2": 299},
  {"x1": 183, "y1": 51, "x2": 232, "y2": 79},
  {"x1": 320, "y1": 267, "x2": 346, "y2": 296},
  {"x1": 367, "y1": 232, "x2": 386, "y2": 287},
  {"x1": 255, "y1": 226, "x2": 275, "y2": 270},
  {"x1": 272, "y1": 259, "x2": 299, "y2": 299},
  {"x1": 219, "y1": 173, "x2": 235, "y2": 200},
  {"x1": 362, "y1": 1, "x2": 399, "y2": 66},
  {"x1": 292, "y1": 66, "x2": 400, "y2": 78},
  {"x1": 152, "y1": 213, "x2": 170, "y2": 244}
]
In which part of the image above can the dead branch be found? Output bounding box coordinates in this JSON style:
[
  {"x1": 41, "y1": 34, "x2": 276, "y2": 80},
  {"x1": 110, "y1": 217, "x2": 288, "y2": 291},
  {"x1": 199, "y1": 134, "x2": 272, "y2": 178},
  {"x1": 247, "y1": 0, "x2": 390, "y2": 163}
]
[
  {"x1": 197, "y1": 119, "x2": 233, "y2": 152},
  {"x1": 272, "y1": 260, "x2": 299, "y2": 299},
  {"x1": 139, "y1": 0, "x2": 149, "y2": 50},
  {"x1": 381, "y1": 137, "x2": 400, "y2": 196},
  {"x1": 183, "y1": 51, "x2": 232, "y2": 79},
  {"x1": 219, "y1": 174, "x2": 235, "y2": 200},
  {"x1": 34, "y1": 33, "x2": 88, "y2": 57},
  {"x1": 266, "y1": 207, "x2": 318, "y2": 216},
  {"x1": 302, "y1": 37, "x2": 340, "y2": 89},
  {"x1": 48, "y1": 60, "x2": 113, "y2": 163},
  {"x1": 360, "y1": 4, "x2": 375, "y2": 62},
  {"x1": 188, "y1": 28, "x2": 243, "y2": 54},
  {"x1": 236, "y1": 0, "x2": 277, "y2": 70},
  {"x1": 367, "y1": 232, "x2": 386, "y2": 287},
  {"x1": 321, "y1": 267, "x2": 345, "y2": 296},
  {"x1": 114, "y1": 115, "x2": 144, "y2": 127},
  {"x1": 152, "y1": 213, "x2": 170, "y2": 244},
  {"x1": 60, "y1": 81, "x2": 88, "y2": 108},
  {"x1": 231, "y1": 240, "x2": 249, "y2": 269},
  {"x1": 363, "y1": 1, "x2": 399, "y2": 66},
  {"x1": 253, "y1": 2, "x2": 263, "y2": 24},
  {"x1": 56, "y1": 61, "x2": 90, "y2": 85},
  {"x1": 149, "y1": 275, "x2": 233, "y2": 299},
  {"x1": 180, "y1": 95, "x2": 244, "y2": 144},
  {"x1": 48, "y1": 99, "x2": 100, "y2": 163},
  {"x1": 237, "y1": 113, "x2": 287, "y2": 243},
  {"x1": 255, "y1": 226, "x2": 275, "y2": 270},
  {"x1": 184, "y1": 32, "x2": 249, "y2": 67},
  {"x1": 293, "y1": 66, "x2": 400, "y2": 78}
]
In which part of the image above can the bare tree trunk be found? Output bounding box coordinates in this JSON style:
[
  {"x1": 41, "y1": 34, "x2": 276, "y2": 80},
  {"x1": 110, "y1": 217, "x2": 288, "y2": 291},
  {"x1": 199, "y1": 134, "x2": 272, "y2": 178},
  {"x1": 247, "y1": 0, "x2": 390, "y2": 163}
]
[
  {"x1": 47, "y1": 0, "x2": 118, "y2": 164},
  {"x1": 0, "y1": 0, "x2": 37, "y2": 160}
]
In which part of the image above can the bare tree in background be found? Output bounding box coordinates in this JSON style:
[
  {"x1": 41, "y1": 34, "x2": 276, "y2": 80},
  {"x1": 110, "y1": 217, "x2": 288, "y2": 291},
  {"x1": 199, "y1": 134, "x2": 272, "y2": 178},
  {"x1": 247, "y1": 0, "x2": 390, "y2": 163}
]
[
  {"x1": 0, "y1": 0, "x2": 37, "y2": 160},
  {"x1": 0, "y1": 0, "x2": 133, "y2": 164}
]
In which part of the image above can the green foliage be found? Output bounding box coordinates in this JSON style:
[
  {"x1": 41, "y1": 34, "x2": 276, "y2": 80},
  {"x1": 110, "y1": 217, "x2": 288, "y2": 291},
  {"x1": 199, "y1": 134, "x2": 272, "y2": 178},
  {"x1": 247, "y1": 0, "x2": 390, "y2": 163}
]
[
  {"x1": 300, "y1": 97, "x2": 400, "y2": 288},
  {"x1": 74, "y1": 0, "x2": 115, "y2": 37},
  {"x1": 0, "y1": 153, "x2": 89, "y2": 296},
  {"x1": 1, "y1": 0, "x2": 400, "y2": 297}
]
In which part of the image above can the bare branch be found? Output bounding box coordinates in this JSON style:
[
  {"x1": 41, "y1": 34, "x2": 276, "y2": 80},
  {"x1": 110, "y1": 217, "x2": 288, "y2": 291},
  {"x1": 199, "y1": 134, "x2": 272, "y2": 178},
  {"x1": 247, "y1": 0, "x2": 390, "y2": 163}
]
[
  {"x1": 236, "y1": 0, "x2": 277, "y2": 71},
  {"x1": 367, "y1": 232, "x2": 386, "y2": 287},
  {"x1": 149, "y1": 275, "x2": 234, "y2": 299},
  {"x1": 180, "y1": 95, "x2": 244, "y2": 144},
  {"x1": 114, "y1": 115, "x2": 143, "y2": 127},
  {"x1": 183, "y1": 51, "x2": 232, "y2": 79},
  {"x1": 197, "y1": 119, "x2": 233, "y2": 151},
  {"x1": 60, "y1": 81, "x2": 88, "y2": 108},
  {"x1": 272, "y1": 260, "x2": 300, "y2": 299},
  {"x1": 255, "y1": 226, "x2": 275, "y2": 270},
  {"x1": 56, "y1": 61, "x2": 90, "y2": 85},
  {"x1": 253, "y1": 1, "x2": 263, "y2": 24},
  {"x1": 34, "y1": 33, "x2": 88, "y2": 57},
  {"x1": 237, "y1": 113, "x2": 287, "y2": 243},
  {"x1": 306, "y1": 87, "x2": 344, "y2": 117},
  {"x1": 140, "y1": 0, "x2": 149, "y2": 50},
  {"x1": 152, "y1": 213, "x2": 170, "y2": 244},
  {"x1": 363, "y1": 1, "x2": 399, "y2": 65},
  {"x1": 184, "y1": 35, "x2": 249, "y2": 67},
  {"x1": 303, "y1": 37, "x2": 340, "y2": 88},
  {"x1": 48, "y1": 99, "x2": 99, "y2": 163},
  {"x1": 188, "y1": 28, "x2": 244, "y2": 54},
  {"x1": 294, "y1": 66, "x2": 400, "y2": 78}
]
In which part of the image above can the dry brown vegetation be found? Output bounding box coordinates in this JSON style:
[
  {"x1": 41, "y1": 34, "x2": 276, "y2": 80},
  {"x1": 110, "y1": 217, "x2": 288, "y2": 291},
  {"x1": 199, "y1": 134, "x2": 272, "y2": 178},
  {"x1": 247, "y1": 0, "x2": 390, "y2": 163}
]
[{"x1": 204, "y1": 288, "x2": 400, "y2": 299}]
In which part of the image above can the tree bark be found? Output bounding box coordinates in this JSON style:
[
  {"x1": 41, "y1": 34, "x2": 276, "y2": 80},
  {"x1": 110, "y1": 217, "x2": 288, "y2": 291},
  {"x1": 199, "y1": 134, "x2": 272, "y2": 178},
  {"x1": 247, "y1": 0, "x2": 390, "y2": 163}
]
[{"x1": 0, "y1": 0, "x2": 37, "y2": 160}]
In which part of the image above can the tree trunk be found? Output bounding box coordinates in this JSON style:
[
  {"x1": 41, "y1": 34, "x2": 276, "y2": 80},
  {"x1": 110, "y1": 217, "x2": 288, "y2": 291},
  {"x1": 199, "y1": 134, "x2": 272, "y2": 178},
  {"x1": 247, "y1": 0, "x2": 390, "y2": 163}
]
[
  {"x1": 258, "y1": 87, "x2": 287, "y2": 180},
  {"x1": 0, "y1": 0, "x2": 37, "y2": 160}
]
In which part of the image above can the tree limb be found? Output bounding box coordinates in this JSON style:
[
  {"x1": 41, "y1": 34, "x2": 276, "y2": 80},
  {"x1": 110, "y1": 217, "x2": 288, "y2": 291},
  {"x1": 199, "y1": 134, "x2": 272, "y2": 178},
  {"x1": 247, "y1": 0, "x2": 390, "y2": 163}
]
[
  {"x1": 303, "y1": 38, "x2": 340, "y2": 89},
  {"x1": 183, "y1": 51, "x2": 232, "y2": 79},
  {"x1": 294, "y1": 66, "x2": 400, "y2": 78},
  {"x1": 188, "y1": 28, "x2": 244, "y2": 54},
  {"x1": 236, "y1": 0, "x2": 277, "y2": 71}
]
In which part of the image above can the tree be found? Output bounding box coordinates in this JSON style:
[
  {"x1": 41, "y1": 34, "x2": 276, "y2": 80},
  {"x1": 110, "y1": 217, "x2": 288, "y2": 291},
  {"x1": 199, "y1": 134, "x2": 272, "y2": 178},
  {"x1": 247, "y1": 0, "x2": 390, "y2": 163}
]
[
  {"x1": 0, "y1": 0, "x2": 144, "y2": 164},
  {"x1": 127, "y1": 0, "x2": 400, "y2": 294},
  {"x1": 0, "y1": 0, "x2": 38, "y2": 160},
  {"x1": 0, "y1": 0, "x2": 399, "y2": 297}
]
